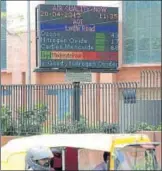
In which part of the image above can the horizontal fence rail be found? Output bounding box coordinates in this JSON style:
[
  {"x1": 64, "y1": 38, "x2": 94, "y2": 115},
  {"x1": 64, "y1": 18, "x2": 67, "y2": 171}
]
[{"x1": 0, "y1": 71, "x2": 161, "y2": 135}]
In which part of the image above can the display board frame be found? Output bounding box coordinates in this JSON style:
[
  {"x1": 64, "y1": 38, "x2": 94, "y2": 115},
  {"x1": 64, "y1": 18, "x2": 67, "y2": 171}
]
[{"x1": 35, "y1": 4, "x2": 119, "y2": 73}]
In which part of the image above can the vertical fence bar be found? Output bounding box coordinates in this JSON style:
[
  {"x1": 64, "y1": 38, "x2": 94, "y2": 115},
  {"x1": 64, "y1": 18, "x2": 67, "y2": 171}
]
[
  {"x1": 83, "y1": 83, "x2": 87, "y2": 129},
  {"x1": 102, "y1": 84, "x2": 105, "y2": 124},
  {"x1": 105, "y1": 84, "x2": 108, "y2": 127},
  {"x1": 86, "y1": 84, "x2": 89, "y2": 128},
  {"x1": 92, "y1": 83, "x2": 95, "y2": 131},
  {"x1": 108, "y1": 84, "x2": 111, "y2": 130},
  {"x1": 143, "y1": 71, "x2": 147, "y2": 127},
  {"x1": 73, "y1": 82, "x2": 80, "y2": 122},
  {"x1": 53, "y1": 84, "x2": 56, "y2": 133},
  {"x1": 111, "y1": 83, "x2": 114, "y2": 127},
  {"x1": 153, "y1": 71, "x2": 156, "y2": 125},
  {"x1": 88, "y1": 84, "x2": 91, "y2": 128},
  {"x1": 90, "y1": 83, "x2": 93, "y2": 128}
]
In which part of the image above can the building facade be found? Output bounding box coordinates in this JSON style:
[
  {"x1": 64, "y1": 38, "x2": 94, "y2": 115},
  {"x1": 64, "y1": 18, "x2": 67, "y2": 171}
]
[
  {"x1": 1, "y1": 1, "x2": 161, "y2": 85},
  {"x1": 117, "y1": 1, "x2": 161, "y2": 132},
  {"x1": 114, "y1": 1, "x2": 161, "y2": 82},
  {"x1": 1, "y1": 0, "x2": 7, "y2": 69}
]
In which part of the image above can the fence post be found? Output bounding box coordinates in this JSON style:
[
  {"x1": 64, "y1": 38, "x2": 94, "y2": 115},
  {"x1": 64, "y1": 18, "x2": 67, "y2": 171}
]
[{"x1": 73, "y1": 82, "x2": 80, "y2": 122}]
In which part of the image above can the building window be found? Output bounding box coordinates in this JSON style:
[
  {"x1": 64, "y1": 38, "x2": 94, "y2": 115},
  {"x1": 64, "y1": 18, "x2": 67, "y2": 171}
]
[
  {"x1": 123, "y1": 1, "x2": 161, "y2": 64},
  {"x1": 1, "y1": 1, "x2": 7, "y2": 69}
]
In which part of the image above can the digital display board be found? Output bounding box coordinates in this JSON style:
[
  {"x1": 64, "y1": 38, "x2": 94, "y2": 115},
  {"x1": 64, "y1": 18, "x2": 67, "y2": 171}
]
[{"x1": 36, "y1": 4, "x2": 118, "y2": 72}]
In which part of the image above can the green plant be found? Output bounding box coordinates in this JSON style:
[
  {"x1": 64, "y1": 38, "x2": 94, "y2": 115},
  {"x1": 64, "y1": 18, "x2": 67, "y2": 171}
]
[
  {"x1": 126, "y1": 122, "x2": 162, "y2": 133},
  {"x1": 0, "y1": 105, "x2": 17, "y2": 135},
  {"x1": 16, "y1": 103, "x2": 48, "y2": 135},
  {"x1": 137, "y1": 123, "x2": 155, "y2": 131},
  {"x1": 155, "y1": 124, "x2": 162, "y2": 131},
  {"x1": 97, "y1": 122, "x2": 119, "y2": 133},
  {"x1": 1, "y1": 103, "x2": 49, "y2": 136},
  {"x1": 53, "y1": 114, "x2": 119, "y2": 134},
  {"x1": 53, "y1": 115, "x2": 87, "y2": 133}
]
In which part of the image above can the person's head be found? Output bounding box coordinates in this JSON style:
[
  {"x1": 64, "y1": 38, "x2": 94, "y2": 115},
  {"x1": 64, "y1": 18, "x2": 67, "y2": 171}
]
[
  {"x1": 51, "y1": 148, "x2": 62, "y2": 158},
  {"x1": 25, "y1": 146, "x2": 53, "y2": 170},
  {"x1": 103, "y1": 152, "x2": 110, "y2": 162}
]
